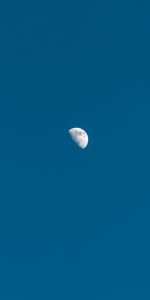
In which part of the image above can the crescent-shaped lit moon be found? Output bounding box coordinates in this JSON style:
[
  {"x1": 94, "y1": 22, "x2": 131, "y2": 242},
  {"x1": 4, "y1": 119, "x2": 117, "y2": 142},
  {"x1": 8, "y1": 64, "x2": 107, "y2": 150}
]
[{"x1": 68, "y1": 128, "x2": 89, "y2": 149}]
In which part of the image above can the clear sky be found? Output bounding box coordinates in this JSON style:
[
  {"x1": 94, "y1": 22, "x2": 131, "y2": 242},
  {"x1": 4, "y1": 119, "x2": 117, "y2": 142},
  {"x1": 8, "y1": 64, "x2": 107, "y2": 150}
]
[{"x1": 0, "y1": 0, "x2": 150, "y2": 299}]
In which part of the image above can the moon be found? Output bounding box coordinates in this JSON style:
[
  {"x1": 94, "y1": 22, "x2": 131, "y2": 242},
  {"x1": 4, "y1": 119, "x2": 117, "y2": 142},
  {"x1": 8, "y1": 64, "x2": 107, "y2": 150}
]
[{"x1": 68, "y1": 128, "x2": 89, "y2": 149}]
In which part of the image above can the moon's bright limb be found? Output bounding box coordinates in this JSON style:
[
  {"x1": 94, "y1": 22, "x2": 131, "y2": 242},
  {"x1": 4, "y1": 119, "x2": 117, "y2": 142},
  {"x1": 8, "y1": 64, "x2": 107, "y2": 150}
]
[{"x1": 68, "y1": 128, "x2": 89, "y2": 149}]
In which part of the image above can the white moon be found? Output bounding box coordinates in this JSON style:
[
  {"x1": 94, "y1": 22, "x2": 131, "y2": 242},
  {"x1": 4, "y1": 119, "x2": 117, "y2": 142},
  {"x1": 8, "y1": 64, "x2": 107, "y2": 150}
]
[{"x1": 68, "y1": 128, "x2": 89, "y2": 149}]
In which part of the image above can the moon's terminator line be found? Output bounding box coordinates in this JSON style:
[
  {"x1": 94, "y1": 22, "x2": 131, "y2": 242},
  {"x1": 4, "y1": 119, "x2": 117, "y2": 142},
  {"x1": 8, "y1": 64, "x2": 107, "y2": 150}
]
[{"x1": 68, "y1": 128, "x2": 89, "y2": 149}]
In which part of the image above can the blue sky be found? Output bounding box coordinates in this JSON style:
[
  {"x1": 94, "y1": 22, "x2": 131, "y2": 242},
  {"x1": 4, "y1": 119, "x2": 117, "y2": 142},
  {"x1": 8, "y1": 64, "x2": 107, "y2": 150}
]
[{"x1": 0, "y1": 0, "x2": 150, "y2": 299}]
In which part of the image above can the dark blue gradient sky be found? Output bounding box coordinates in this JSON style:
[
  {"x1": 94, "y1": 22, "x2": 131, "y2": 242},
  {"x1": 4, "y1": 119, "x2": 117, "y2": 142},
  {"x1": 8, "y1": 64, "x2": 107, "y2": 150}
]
[{"x1": 0, "y1": 0, "x2": 150, "y2": 299}]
